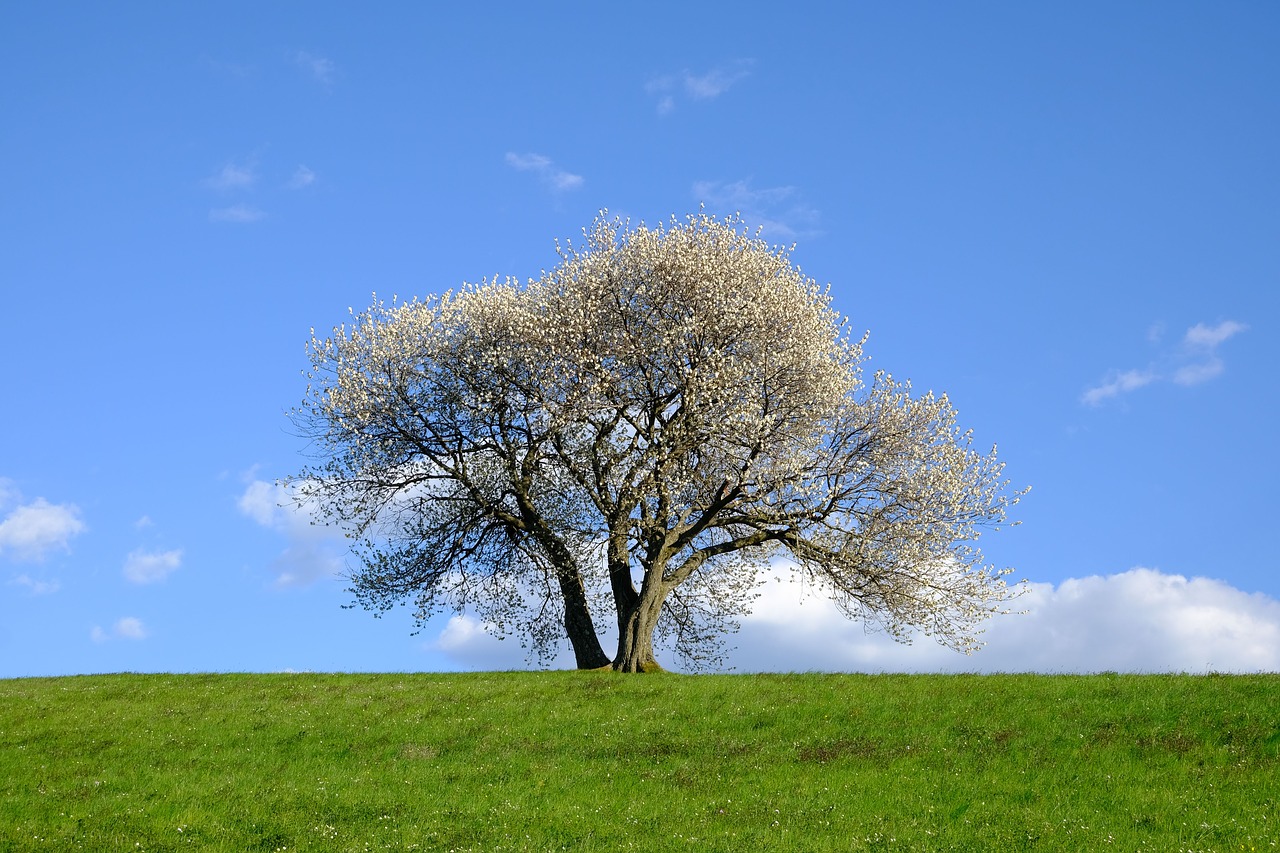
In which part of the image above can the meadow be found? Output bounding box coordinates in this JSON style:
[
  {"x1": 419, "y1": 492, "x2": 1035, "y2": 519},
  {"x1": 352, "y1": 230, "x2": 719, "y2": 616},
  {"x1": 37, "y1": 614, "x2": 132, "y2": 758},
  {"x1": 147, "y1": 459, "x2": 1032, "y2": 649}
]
[{"x1": 1, "y1": 672, "x2": 1277, "y2": 851}]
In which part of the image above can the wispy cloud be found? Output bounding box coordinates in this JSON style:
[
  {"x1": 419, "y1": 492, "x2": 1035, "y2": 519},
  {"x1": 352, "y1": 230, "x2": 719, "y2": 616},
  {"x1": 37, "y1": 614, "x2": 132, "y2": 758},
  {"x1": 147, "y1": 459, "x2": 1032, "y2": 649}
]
[
  {"x1": 202, "y1": 156, "x2": 317, "y2": 221},
  {"x1": 0, "y1": 493, "x2": 86, "y2": 563},
  {"x1": 91, "y1": 617, "x2": 148, "y2": 643},
  {"x1": 123, "y1": 547, "x2": 183, "y2": 584},
  {"x1": 209, "y1": 204, "x2": 266, "y2": 224},
  {"x1": 684, "y1": 64, "x2": 752, "y2": 99},
  {"x1": 202, "y1": 158, "x2": 268, "y2": 222},
  {"x1": 10, "y1": 573, "x2": 61, "y2": 595},
  {"x1": 692, "y1": 178, "x2": 821, "y2": 241},
  {"x1": 1080, "y1": 368, "x2": 1159, "y2": 406},
  {"x1": 1185, "y1": 320, "x2": 1247, "y2": 349},
  {"x1": 287, "y1": 165, "x2": 316, "y2": 190},
  {"x1": 238, "y1": 477, "x2": 346, "y2": 587},
  {"x1": 204, "y1": 161, "x2": 256, "y2": 192},
  {"x1": 646, "y1": 60, "x2": 753, "y2": 115},
  {"x1": 1172, "y1": 360, "x2": 1224, "y2": 386},
  {"x1": 505, "y1": 152, "x2": 584, "y2": 192},
  {"x1": 295, "y1": 50, "x2": 336, "y2": 85},
  {"x1": 1082, "y1": 319, "x2": 1248, "y2": 405},
  {"x1": 1172, "y1": 320, "x2": 1249, "y2": 387}
]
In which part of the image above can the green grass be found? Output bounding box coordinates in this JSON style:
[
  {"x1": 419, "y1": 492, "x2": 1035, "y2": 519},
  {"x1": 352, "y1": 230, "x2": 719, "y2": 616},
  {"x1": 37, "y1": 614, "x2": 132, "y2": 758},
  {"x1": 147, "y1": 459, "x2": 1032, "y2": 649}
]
[{"x1": 2, "y1": 673, "x2": 1277, "y2": 851}]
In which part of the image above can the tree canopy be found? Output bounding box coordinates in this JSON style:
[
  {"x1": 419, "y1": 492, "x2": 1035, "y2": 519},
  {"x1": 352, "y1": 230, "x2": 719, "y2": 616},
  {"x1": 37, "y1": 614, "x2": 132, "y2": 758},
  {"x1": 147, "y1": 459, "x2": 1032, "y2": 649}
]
[{"x1": 293, "y1": 212, "x2": 1026, "y2": 671}]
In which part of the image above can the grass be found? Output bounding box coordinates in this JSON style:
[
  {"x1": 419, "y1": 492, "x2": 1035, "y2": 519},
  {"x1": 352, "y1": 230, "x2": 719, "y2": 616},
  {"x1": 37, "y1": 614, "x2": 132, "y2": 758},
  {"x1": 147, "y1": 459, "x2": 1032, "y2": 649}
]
[{"x1": 1, "y1": 672, "x2": 1277, "y2": 851}]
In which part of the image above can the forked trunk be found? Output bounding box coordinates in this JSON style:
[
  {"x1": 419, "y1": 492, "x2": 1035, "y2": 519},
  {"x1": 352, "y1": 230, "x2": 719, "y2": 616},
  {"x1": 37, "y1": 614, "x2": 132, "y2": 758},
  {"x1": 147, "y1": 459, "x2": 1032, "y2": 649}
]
[{"x1": 612, "y1": 585, "x2": 665, "y2": 672}]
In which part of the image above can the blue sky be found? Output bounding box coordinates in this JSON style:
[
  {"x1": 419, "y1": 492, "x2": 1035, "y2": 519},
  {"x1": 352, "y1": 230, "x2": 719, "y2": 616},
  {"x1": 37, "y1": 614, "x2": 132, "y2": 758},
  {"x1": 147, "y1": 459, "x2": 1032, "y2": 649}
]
[{"x1": 3, "y1": 3, "x2": 1277, "y2": 677}]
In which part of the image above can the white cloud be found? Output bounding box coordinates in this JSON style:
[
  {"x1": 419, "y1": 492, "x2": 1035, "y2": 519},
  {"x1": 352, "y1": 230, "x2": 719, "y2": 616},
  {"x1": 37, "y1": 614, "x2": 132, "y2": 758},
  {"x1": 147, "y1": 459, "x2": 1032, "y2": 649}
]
[
  {"x1": 295, "y1": 51, "x2": 336, "y2": 84},
  {"x1": 430, "y1": 614, "x2": 555, "y2": 670},
  {"x1": 92, "y1": 617, "x2": 148, "y2": 643},
  {"x1": 0, "y1": 497, "x2": 86, "y2": 562},
  {"x1": 114, "y1": 616, "x2": 148, "y2": 640},
  {"x1": 123, "y1": 547, "x2": 183, "y2": 584},
  {"x1": 134, "y1": 515, "x2": 154, "y2": 529},
  {"x1": 209, "y1": 204, "x2": 265, "y2": 223},
  {"x1": 203, "y1": 160, "x2": 266, "y2": 222},
  {"x1": 434, "y1": 614, "x2": 489, "y2": 652},
  {"x1": 237, "y1": 479, "x2": 282, "y2": 528},
  {"x1": 238, "y1": 479, "x2": 346, "y2": 587},
  {"x1": 549, "y1": 171, "x2": 585, "y2": 191},
  {"x1": 1184, "y1": 320, "x2": 1247, "y2": 349},
  {"x1": 692, "y1": 179, "x2": 821, "y2": 241},
  {"x1": 1080, "y1": 368, "x2": 1158, "y2": 406},
  {"x1": 646, "y1": 60, "x2": 753, "y2": 114},
  {"x1": 504, "y1": 152, "x2": 584, "y2": 193},
  {"x1": 204, "y1": 162, "x2": 256, "y2": 192},
  {"x1": 1173, "y1": 357, "x2": 1224, "y2": 386},
  {"x1": 505, "y1": 152, "x2": 551, "y2": 172},
  {"x1": 1172, "y1": 320, "x2": 1248, "y2": 386},
  {"x1": 725, "y1": 566, "x2": 1280, "y2": 673},
  {"x1": 10, "y1": 573, "x2": 61, "y2": 595},
  {"x1": 287, "y1": 165, "x2": 316, "y2": 189},
  {"x1": 430, "y1": 611, "x2": 593, "y2": 670},
  {"x1": 424, "y1": 565, "x2": 1280, "y2": 674},
  {"x1": 1082, "y1": 319, "x2": 1247, "y2": 405},
  {"x1": 684, "y1": 64, "x2": 752, "y2": 99}
]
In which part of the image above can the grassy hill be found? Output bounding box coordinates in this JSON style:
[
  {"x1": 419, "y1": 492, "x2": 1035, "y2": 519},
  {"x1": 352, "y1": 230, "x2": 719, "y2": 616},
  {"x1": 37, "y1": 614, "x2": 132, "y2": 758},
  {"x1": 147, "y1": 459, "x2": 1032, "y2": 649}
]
[{"x1": 2, "y1": 672, "x2": 1277, "y2": 851}]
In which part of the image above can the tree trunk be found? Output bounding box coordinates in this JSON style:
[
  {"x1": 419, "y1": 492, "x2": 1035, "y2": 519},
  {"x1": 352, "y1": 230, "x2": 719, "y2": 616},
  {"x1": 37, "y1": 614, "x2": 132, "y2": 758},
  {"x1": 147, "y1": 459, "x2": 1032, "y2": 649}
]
[
  {"x1": 555, "y1": 568, "x2": 612, "y2": 669},
  {"x1": 604, "y1": 535, "x2": 660, "y2": 671},
  {"x1": 529, "y1": 525, "x2": 612, "y2": 670},
  {"x1": 612, "y1": 583, "x2": 665, "y2": 672}
]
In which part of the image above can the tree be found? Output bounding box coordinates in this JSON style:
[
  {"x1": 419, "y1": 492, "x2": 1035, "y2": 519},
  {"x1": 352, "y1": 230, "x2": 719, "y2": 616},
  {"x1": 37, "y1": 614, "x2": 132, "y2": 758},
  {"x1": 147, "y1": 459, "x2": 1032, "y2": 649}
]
[{"x1": 292, "y1": 212, "x2": 1026, "y2": 672}]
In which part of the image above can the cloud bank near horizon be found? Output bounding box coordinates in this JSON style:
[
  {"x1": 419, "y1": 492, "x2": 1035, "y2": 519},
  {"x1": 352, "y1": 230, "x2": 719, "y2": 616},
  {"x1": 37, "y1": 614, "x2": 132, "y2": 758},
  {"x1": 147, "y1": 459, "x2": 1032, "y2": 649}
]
[{"x1": 427, "y1": 566, "x2": 1280, "y2": 674}]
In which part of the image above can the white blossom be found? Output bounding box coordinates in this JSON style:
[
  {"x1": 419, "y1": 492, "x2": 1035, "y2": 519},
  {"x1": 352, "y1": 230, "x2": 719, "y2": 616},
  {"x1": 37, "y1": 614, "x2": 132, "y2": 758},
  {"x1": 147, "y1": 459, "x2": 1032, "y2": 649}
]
[{"x1": 293, "y1": 212, "x2": 1026, "y2": 670}]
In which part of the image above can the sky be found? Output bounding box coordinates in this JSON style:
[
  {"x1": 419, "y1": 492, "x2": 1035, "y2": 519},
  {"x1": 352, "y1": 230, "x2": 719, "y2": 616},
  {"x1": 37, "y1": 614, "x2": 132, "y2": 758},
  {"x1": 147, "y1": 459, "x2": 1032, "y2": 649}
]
[{"x1": 2, "y1": 3, "x2": 1277, "y2": 677}]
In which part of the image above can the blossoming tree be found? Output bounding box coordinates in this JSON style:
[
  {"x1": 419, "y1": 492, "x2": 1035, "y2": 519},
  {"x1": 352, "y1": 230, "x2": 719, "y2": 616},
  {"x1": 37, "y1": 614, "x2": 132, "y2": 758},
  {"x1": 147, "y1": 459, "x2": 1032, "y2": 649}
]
[{"x1": 293, "y1": 212, "x2": 1025, "y2": 671}]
